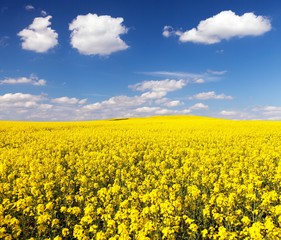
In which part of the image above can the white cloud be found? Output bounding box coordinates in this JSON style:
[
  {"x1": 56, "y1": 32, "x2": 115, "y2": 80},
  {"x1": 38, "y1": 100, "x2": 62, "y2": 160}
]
[
  {"x1": 0, "y1": 75, "x2": 46, "y2": 86},
  {"x1": 218, "y1": 110, "x2": 256, "y2": 120},
  {"x1": 155, "y1": 109, "x2": 175, "y2": 115},
  {"x1": 39, "y1": 104, "x2": 53, "y2": 109},
  {"x1": 253, "y1": 106, "x2": 281, "y2": 117},
  {"x1": 163, "y1": 26, "x2": 174, "y2": 38},
  {"x1": 0, "y1": 93, "x2": 89, "y2": 120},
  {"x1": 143, "y1": 71, "x2": 201, "y2": 80},
  {"x1": 0, "y1": 75, "x2": 210, "y2": 120},
  {"x1": 51, "y1": 97, "x2": 87, "y2": 105},
  {"x1": 82, "y1": 79, "x2": 190, "y2": 119},
  {"x1": 41, "y1": 10, "x2": 47, "y2": 17},
  {"x1": 69, "y1": 13, "x2": 129, "y2": 56},
  {"x1": 82, "y1": 103, "x2": 102, "y2": 111},
  {"x1": 262, "y1": 106, "x2": 281, "y2": 112},
  {"x1": 168, "y1": 10, "x2": 271, "y2": 44},
  {"x1": 132, "y1": 102, "x2": 208, "y2": 117},
  {"x1": 25, "y1": 5, "x2": 35, "y2": 11},
  {"x1": 83, "y1": 95, "x2": 145, "y2": 111},
  {"x1": 220, "y1": 110, "x2": 238, "y2": 116},
  {"x1": 0, "y1": 93, "x2": 44, "y2": 109},
  {"x1": 134, "y1": 107, "x2": 161, "y2": 113},
  {"x1": 140, "y1": 91, "x2": 167, "y2": 99},
  {"x1": 18, "y1": 16, "x2": 58, "y2": 53},
  {"x1": 193, "y1": 78, "x2": 205, "y2": 84},
  {"x1": 164, "y1": 100, "x2": 182, "y2": 107},
  {"x1": 0, "y1": 93, "x2": 43, "y2": 102},
  {"x1": 142, "y1": 70, "x2": 226, "y2": 83},
  {"x1": 182, "y1": 109, "x2": 192, "y2": 114},
  {"x1": 130, "y1": 79, "x2": 186, "y2": 93},
  {"x1": 134, "y1": 107, "x2": 177, "y2": 116},
  {"x1": 190, "y1": 91, "x2": 233, "y2": 100},
  {"x1": 189, "y1": 103, "x2": 209, "y2": 110}
]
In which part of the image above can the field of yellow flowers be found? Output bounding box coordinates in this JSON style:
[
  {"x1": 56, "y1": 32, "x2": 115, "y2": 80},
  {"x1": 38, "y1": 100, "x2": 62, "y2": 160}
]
[{"x1": 1, "y1": 116, "x2": 281, "y2": 239}]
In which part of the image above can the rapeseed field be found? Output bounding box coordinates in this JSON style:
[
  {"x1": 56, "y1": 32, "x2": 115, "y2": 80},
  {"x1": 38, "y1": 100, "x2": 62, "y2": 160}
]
[{"x1": 1, "y1": 116, "x2": 281, "y2": 239}]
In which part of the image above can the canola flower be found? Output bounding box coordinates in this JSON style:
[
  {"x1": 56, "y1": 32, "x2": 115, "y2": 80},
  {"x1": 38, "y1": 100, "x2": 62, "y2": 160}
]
[{"x1": 1, "y1": 116, "x2": 281, "y2": 239}]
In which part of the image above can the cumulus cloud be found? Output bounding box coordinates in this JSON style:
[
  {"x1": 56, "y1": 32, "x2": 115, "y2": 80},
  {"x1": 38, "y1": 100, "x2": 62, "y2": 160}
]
[
  {"x1": 189, "y1": 103, "x2": 209, "y2": 110},
  {"x1": 83, "y1": 95, "x2": 145, "y2": 111},
  {"x1": 219, "y1": 110, "x2": 255, "y2": 120},
  {"x1": 0, "y1": 93, "x2": 43, "y2": 102},
  {"x1": 190, "y1": 91, "x2": 233, "y2": 100},
  {"x1": 140, "y1": 91, "x2": 167, "y2": 99},
  {"x1": 130, "y1": 79, "x2": 186, "y2": 93},
  {"x1": 82, "y1": 79, "x2": 190, "y2": 118},
  {"x1": 132, "y1": 102, "x2": 207, "y2": 117},
  {"x1": 166, "y1": 10, "x2": 271, "y2": 44},
  {"x1": 0, "y1": 93, "x2": 45, "y2": 109},
  {"x1": 0, "y1": 78, "x2": 209, "y2": 120},
  {"x1": 51, "y1": 97, "x2": 87, "y2": 105},
  {"x1": 220, "y1": 110, "x2": 238, "y2": 116},
  {"x1": 69, "y1": 13, "x2": 129, "y2": 56},
  {"x1": 164, "y1": 100, "x2": 182, "y2": 107},
  {"x1": 134, "y1": 107, "x2": 162, "y2": 113},
  {"x1": 0, "y1": 93, "x2": 90, "y2": 120},
  {"x1": 18, "y1": 16, "x2": 58, "y2": 53},
  {"x1": 253, "y1": 106, "x2": 281, "y2": 117},
  {"x1": 0, "y1": 75, "x2": 46, "y2": 86},
  {"x1": 135, "y1": 107, "x2": 176, "y2": 115}
]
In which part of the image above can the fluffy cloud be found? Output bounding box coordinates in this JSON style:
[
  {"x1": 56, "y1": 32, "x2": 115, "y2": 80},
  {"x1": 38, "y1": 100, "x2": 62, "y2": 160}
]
[
  {"x1": 0, "y1": 76, "x2": 210, "y2": 120},
  {"x1": 134, "y1": 107, "x2": 162, "y2": 113},
  {"x1": 189, "y1": 103, "x2": 209, "y2": 110},
  {"x1": 219, "y1": 110, "x2": 255, "y2": 120},
  {"x1": 18, "y1": 16, "x2": 58, "y2": 53},
  {"x1": 253, "y1": 106, "x2": 281, "y2": 118},
  {"x1": 83, "y1": 95, "x2": 145, "y2": 111},
  {"x1": 130, "y1": 79, "x2": 186, "y2": 93},
  {"x1": 69, "y1": 13, "x2": 129, "y2": 56},
  {"x1": 190, "y1": 91, "x2": 233, "y2": 100},
  {"x1": 0, "y1": 93, "x2": 90, "y2": 120},
  {"x1": 140, "y1": 91, "x2": 167, "y2": 99},
  {"x1": 0, "y1": 75, "x2": 211, "y2": 120},
  {"x1": 51, "y1": 97, "x2": 87, "y2": 105},
  {"x1": 164, "y1": 100, "x2": 182, "y2": 107},
  {"x1": 162, "y1": 26, "x2": 175, "y2": 38},
  {"x1": 166, "y1": 10, "x2": 271, "y2": 44},
  {"x1": 0, "y1": 75, "x2": 46, "y2": 86},
  {"x1": 0, "y1": 93, "x2": 45, "y2": 109},
  {"x1": 133, "y1": 102, "x2": 207, "y2": 117},
  {"x1": 220, "y1": 110, "x2": 238, "y2": 116},
  {"x1": 82, "y1": 79, "x2": 191, "y2": 118},
  {"x1": 134, "y1": 107, "x2": 176, "y2": 116}
]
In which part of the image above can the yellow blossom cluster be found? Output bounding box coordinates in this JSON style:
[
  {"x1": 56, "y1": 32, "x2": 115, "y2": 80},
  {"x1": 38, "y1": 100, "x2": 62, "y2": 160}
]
[{"x1": 1, "y1": 116, "x2": 281, "y2": 239}]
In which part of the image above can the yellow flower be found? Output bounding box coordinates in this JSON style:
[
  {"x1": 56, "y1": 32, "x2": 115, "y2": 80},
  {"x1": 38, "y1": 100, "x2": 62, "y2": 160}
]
[
  {"x1": 217, "y1": 226, "x2": 227, "y2": 239},
  {"x1": 62, "y1": 228, "x2": 69, "y2": 237},
  {"x1": 189, "y1": 223, "x2": 198, "y2": 233},
  {"x1": 241, "y1": 216, "x2": 251, "y2": 226}
]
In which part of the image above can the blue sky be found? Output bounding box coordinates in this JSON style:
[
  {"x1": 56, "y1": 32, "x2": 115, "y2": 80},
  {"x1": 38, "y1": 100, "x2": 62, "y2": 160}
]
[{"x1": 0, "y1": 0, "x2": 280, "y2": 120}]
